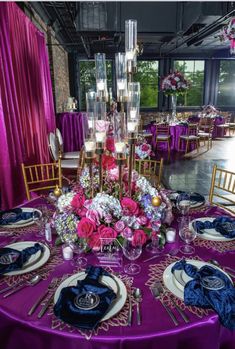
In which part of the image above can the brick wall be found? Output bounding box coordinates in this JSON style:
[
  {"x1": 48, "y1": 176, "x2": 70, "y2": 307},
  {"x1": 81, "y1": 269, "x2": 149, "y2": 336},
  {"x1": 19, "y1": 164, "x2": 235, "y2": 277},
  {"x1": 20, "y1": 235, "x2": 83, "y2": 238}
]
[{"x1": 22, "y1": 4, "x2": 70, "y2": 113}]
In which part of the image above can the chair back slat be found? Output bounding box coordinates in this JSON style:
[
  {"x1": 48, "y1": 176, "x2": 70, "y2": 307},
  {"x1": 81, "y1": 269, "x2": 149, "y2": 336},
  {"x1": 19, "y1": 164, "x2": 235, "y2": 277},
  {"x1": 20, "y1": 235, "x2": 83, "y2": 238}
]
[
  {"x1": 209, "y1": 165, "x2": 235, "y2": 213},
  {"x1": 135, "y1": 158, "x2": 163, "y2": 187},
  {"x1": 156, "y1": 124, "x2": 170, "y2": 136}
]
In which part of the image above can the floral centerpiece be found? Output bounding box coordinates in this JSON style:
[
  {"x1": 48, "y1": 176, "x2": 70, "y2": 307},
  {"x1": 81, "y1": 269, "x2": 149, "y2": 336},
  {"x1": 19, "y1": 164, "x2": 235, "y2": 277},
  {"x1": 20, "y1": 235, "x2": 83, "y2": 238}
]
[
  {"x1": 202, "y1": 104, "x2": 218, "y2": 116},
  {"x1": 161, "y1": 70, "x2": 189, "y2": 96},
  {"x1": 54, "y1": 157, "x2": 173, "y2": 250},
  {"x1": 218, "y1": 18, "x2": 235, "y2": 54}
]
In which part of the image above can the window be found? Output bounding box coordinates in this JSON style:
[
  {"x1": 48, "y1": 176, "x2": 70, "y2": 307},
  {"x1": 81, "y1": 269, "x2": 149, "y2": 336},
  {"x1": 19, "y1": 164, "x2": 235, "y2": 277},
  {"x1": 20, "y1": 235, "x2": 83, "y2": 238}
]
[
  {"x1": 134, "y1": 61, "x2": 159, "y2": 108},
  {"x1": 174, "y1": 60, "x2": 205, "y2": 106},
  {"x1": 217, "y1": 60, "x2": 235, "y2": 106},
  {"x1": 79, "y1": 60, "x2": 112, "y2": 110}
]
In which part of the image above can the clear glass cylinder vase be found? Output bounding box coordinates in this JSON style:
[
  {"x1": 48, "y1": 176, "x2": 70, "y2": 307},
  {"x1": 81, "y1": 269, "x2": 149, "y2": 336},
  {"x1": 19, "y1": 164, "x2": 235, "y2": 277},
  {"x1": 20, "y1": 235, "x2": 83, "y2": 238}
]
[{"x1": 171, "y1": 94, "x2": 177, "y2": 122}]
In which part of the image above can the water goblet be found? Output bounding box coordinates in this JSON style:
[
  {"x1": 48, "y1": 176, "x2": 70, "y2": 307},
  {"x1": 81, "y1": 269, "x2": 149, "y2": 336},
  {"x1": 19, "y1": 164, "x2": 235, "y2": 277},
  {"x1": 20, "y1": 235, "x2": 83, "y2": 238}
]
[
  {"x1": 71, "y1": 238, "x2": 88, "y2": 268},
  {"x1": 33, "y1": 206, "x2": 49, "y2": 238},
  {"x1": 123, "y1": 235, "x2": 142, "y2": 275},
  {"x1": 176, "y1": 193, "x2": 191, "y2": 217},
  {"x1": 178, "y1": 216, "x2": 196, "y2": 254},
  {"x1": 146, "y1": 220, "x2": 164, "y2": 255}
]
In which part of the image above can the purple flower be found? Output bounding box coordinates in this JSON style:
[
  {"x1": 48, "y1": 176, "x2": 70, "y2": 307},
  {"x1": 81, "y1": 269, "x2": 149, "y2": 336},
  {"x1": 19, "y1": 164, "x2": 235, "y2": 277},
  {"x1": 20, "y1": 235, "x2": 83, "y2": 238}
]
[
  {"x1": 122, "y1": 227, "x2": 133, "y2": 239},
  {"x1": 114, "y1": 220, "x2": 125, "y2": 233}
]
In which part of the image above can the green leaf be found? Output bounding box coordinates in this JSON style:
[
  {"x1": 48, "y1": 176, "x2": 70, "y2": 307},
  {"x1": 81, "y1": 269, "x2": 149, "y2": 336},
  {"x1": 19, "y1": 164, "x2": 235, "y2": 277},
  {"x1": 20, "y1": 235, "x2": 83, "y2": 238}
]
[{"x1": 55, "y1": 236, "x2": 63, "y2": 246}]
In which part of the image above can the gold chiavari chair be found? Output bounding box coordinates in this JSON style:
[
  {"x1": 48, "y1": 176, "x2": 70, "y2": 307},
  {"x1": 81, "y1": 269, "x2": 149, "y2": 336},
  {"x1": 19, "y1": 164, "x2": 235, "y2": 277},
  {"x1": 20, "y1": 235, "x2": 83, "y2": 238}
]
[
  {"x1": 135, "y1": 158, "x2": 163, "y2": 187},
  {"x1": 155, "y1": 124, "x2": 171, "y2": 160},
  {"x1": 21, "y1": 161, "x2": 62, "y2": 200},
  {"x1": 198, "y1": 122, "x2": 214, "y2": 150},
  {"x1": 178, "y1": 124, "x2": 200, "y2": 154},
  {"x1": 209, "y1": 165, "x2": 235, "y2": 214}
]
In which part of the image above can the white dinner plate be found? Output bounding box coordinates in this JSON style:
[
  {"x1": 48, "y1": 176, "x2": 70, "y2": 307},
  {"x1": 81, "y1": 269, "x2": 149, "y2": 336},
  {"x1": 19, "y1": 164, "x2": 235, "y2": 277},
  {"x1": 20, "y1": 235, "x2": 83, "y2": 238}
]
[
  {"x1": 190, "y1": 217, "x2": 235, "y2": 242},
  {"x1": 3, "y1": 241, "x2": 50, "y2": 276},
  {"x1": 163, "y1": 259, "x2": 232, "y2": 300},
  {"x1": 0, "y1": 208, "x2": 42, "y2": 229},
  {"x1": 54, "y1": 272, "x2": 127, "y2": 322}
]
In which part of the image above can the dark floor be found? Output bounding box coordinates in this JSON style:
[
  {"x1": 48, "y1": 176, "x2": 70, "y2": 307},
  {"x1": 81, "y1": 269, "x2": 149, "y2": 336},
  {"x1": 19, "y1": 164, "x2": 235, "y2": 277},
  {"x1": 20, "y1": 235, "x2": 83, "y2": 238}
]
[{"x1": 161, "y1": 136, "x2": 235, "y2": 198}]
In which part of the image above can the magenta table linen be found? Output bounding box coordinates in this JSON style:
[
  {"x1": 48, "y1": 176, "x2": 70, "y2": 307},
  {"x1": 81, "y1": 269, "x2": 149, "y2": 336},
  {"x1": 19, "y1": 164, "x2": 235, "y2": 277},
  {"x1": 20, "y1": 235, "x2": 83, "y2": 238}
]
[
  {"x1": 0, "y1": 198, "x2": 234, "y2": 349},
  {"x1": 56, "y1": 112, "x2": 87, "y2": 152},
  {"x1": 0, "y1": 3, "x2": 55, "y2": 210}
]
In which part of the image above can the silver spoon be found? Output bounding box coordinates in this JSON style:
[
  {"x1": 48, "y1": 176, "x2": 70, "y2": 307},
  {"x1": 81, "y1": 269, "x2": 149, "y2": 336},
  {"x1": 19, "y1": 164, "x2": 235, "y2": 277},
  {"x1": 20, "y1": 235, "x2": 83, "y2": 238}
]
[
  {"x1": 3, "y1": 275, "x2": 42, "y2": 298},
  {"x1": 133, "y1": 288, "x2": 142, "y2": 325},
  {"x1": 208, "y1": 259, "x2": 235, "y2": 278}
]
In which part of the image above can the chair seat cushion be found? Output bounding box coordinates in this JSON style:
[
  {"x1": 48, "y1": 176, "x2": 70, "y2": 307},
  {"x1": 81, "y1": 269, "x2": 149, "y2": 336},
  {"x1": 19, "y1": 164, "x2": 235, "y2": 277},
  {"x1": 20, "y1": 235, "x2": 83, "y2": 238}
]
[
  {"x1": 63, "y1": 151, "x2": 80, "y2": 159},
  {"x1": 156, "y1": 135, "x2": 170, "y2": 140},
  {"x1": 199, "y1": 132, "x2": 210, "y2": 137},
  {"x1": 228, "y1": 123, "x2": 235, "y2": 126},
  {"x1": 61, "y1": 159, "x2": 78, "y2": 169},
  {"x1": 180, "y1": 135, "x2": 199, "y2": 140},
  {"x1": 217, "y1": 124, "x2": 229, "y2": 128}
]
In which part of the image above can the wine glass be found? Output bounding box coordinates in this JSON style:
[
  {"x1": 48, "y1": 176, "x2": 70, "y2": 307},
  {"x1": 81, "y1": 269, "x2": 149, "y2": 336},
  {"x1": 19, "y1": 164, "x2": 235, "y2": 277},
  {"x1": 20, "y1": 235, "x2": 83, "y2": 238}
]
[
  {"x1": 176, "y1": 193, "x2": 191, "y2": 217},
  {"x1": 71, "y1": 238, "x2": 88, "y2": 268},
  {"x1": 146, "y1": 220, "x2": 163, "y2": 255},
  {"x1": 123, "y1": 235, "x2": 142, "y2": 275},
  {"x1": 33, "y1": 205, "x2": 49, "y2": 238},
  {"x1": 178, "y1": 216, "x2": 196, "y2": 254}
]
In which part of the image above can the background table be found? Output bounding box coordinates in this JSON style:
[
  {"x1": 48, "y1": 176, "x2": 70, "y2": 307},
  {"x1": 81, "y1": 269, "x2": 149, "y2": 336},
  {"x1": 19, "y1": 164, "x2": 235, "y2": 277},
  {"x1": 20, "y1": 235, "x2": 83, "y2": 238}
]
[
  {"x1": 0, "y1": 198, "x2": 234, "y2": 349},
  {"x1": 56, "y1": 112, "x2": 87, "y2": 152}
]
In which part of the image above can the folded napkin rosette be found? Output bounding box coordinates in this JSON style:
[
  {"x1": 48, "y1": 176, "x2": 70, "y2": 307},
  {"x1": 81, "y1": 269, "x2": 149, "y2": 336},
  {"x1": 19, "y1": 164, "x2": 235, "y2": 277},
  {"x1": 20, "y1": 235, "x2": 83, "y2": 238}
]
[
  {"x1": 192, "y1": 216, "x2": 235, "y2": 239},
  {"x1": 0, "y1": 208, "x2": 38, "y2": 226},
  {"x1": 54, "y1": 266, "x2": 117, "y2": 330},
  {"x1": 171, "y1": 191, "x2": 205, "y2": 205},
  {"x1": 172, "y1": 259, "x2": 235, "y2": 329},
  {"x1": 0, "y1": 243, "x2": 44, "y2": 275}
]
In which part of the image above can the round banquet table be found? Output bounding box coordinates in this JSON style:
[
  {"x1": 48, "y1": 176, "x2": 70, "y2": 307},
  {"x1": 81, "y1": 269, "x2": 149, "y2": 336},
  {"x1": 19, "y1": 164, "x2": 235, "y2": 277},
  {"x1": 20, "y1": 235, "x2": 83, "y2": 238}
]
[
  {"x1": 0, "y1": 197, "x2": 234, "y2": 349},
  {"x1": 56, "y1": 112, "x2": 88, "y2": 152}
]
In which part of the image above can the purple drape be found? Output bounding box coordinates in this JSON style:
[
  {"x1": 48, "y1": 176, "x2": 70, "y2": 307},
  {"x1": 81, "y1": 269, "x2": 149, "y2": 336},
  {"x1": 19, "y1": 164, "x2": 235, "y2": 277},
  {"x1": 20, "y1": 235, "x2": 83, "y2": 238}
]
[{"x1": 0, "y1": 3, "x2": 55, "y2": 209}]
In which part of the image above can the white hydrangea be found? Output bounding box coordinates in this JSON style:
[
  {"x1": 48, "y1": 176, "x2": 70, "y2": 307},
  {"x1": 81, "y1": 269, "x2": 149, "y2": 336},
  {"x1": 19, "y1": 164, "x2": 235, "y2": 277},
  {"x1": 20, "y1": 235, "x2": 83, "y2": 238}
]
[{"x1": 57, "y1": 191, "x2": 76, "y2": 212}]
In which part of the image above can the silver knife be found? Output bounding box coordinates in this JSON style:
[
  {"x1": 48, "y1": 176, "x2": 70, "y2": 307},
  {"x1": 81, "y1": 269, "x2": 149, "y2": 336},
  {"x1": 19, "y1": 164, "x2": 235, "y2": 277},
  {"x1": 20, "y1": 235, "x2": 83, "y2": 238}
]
[
  {"x1": 0, "y1": 281, "x2": 25, "y2": 295},
  {"x1": 127, "y1": 294, "x2": 132, "y2": 326},
  {"x1": 28, "y1": 278, "x2": 57, "y2": 316},
  {"x1": 37, "y1": 292, "x2": 54, "y2": 318}
]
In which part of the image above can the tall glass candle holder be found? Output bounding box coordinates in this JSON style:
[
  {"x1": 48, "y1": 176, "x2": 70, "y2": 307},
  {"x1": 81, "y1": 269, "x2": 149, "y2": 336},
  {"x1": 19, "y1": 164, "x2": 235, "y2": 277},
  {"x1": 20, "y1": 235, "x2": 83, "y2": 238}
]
[
  {"x1": 114, "y1": 112, "x2": 127, "y2": 200},
  {"x1": 95, "y1": 53, "x2": 107, "y2": 101},
  {"x1": 83, "y1": 117, "x2": 96, "y2": 198},
  {"x1": 115, "y1": 53, "x2": 127, "y2": 103},
  {"x1": 95, "y1": 101, "x2": 107, "y2": 192},
  {"x1": 125, "y1": 19, "x2": 137, "y2": 75}
]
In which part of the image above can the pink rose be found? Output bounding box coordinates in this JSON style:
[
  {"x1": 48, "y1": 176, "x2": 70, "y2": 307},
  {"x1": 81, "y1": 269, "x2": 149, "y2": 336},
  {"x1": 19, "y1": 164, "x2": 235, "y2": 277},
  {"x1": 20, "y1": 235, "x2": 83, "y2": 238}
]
[
  {"x1": 84, "y1": 199, "x2": 92, "y2": 209},
  {"x1": 121, "y1": 197, "x2": 139, "y2": 216},
  {"x1": 114, "y1": 220, "x2": 125, "y2": 233},
  {"x1": 98, "y1": 225, "x2": 117, "y2": 240},
  {"x1": 108, "y1": 167, "x2": 119, "y2": 181},
  {"x1": 141, "y1": 144, "x2": 149, "y2": 152},
  {"x1": 86, "y1": 209, "x2": 101, "y2": 226},
  {"x1": 122, "y1": 227, "x2": 133, "y2": 239},
  {"x1": 71, "y1": 192, "x2": 85, "y2": 214},
  {"x1": 104, "y1": 214, "x2": 113, "y2": 224},
  {"x1": 96, "y1": 120, "x2": 109, "y2": 132},
  {"x1": 88, "y1": 232, "x2": 101, "y2": 250},
  {"x1": 132, "y1": 229, "x2": 147, "y2": 247},
  {"x1": 77, "y1": 217, "x2": 96, "y2": 238},
  {"x1": 137, "y1": 215, "x2": 148, "y2": 226},
  {"x1": 106, "y1": 137, "x2": 115, "y2": 152}
]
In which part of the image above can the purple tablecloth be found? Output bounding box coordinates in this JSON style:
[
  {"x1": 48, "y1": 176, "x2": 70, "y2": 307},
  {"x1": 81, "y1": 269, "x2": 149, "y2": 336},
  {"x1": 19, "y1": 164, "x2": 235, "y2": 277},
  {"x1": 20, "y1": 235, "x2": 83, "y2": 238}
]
[
  {"x1": 0, "y1": 197, "x2": 234, "y2": 349},
  {"x1": 146, "y1": 124, "x2": 196, "y2": 152},
  {"x1": 56, "y1": 112, "x2": 87, "y2": 152}
]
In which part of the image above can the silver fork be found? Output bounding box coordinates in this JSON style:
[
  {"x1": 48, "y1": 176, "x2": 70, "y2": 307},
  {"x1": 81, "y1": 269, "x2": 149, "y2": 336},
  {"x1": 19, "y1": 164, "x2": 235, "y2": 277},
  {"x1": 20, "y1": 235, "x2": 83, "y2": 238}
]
[{"x1": 151, "y1": 282, "x2": 179, "y2": 326}]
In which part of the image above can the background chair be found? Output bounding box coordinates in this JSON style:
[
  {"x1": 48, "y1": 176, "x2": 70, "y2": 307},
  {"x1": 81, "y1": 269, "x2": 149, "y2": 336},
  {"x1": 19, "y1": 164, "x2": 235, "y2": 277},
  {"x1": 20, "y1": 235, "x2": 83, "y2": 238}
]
[
  {"x1": 48, "y1": 132, "x2": 79, "y2": 179},
  {"x1": 135, "y1": 158, "x2": 163, "y2": 187},
  {"x1": 155, "y1": 124, "x2": 171, "y2": 160},
  {"x1": 21, "y1": 161, "x2": 62, "y2": 200},
  {"x1": 198, "y1": 121, "x2": 214, "y2": 150},
  {"x1": 216, "y1": 115, "x2": 231, "y2": 137},
  {"x1": 178, "y1": 124, "x2": 200, "y2": 154},
  {"x1": 209, "y1": 165, "x2": 235, "y2": 213},
  {"x1": 56, "y1": 128, "x2": 80, "y2": 159}
]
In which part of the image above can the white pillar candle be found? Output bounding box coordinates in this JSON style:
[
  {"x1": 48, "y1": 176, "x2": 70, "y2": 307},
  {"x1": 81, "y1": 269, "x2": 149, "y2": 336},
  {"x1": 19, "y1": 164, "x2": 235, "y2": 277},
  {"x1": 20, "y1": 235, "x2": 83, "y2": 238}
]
[
  {"x1": 84, "y1": 141, "x2": 96, "y2": 152},
  {"x1": 130, "y1": 109, "x2": 137, "y2": 119},
  {"x1": 97, "y1": 80, "x2": 105, "y2": 91},
  {"x1": 96, "y1": 132, "x2": 106, "y2": 143},
  {"x1": 117, "y1": 80, "x2": 125, "y2": 90},
  {"x1": 126, "y1": 50, "x2": 135, "y2": 60},
  {"x1": 115, "y1": 142, "x2": 126, "y2": 153},
  {"x1": 88, "y1": 119, "x2": 93, "y2": 129},
  {"x1": 127, "y1": 121, "x2": 137, "y2": 132},
  {"x1": 62, "y1": 245, "x2": 73, "y2": 260},
  {"x1": 166, "y1": 228, "x2": 176, "y2": 243}
]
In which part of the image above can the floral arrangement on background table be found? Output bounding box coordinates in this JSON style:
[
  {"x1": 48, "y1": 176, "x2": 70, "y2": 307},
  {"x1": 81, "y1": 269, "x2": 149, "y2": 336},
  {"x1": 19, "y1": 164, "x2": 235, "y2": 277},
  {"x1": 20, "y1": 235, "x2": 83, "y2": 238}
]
[
  {"x1": 218, "y1": 18, "x2": 235, "y2": 54},
  {"x1": 161, "y1": 70, "x2": 189, "y2": 96},
  {"x1": 54, "y1": 154, "x2": 173, "y2": 250},
  {"x1": 202, "y1": 104, "x2": 219, "y2": 116}
]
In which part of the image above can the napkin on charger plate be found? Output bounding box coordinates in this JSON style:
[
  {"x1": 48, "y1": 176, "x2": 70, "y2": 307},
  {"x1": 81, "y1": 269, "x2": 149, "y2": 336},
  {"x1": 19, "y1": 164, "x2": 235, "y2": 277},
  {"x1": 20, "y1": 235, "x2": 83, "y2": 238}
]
[
  {"x1": 0, "y1": 243, "x2": 44, "y2": 275},
  {"x1": 172, "y1": 259, "x2": 235, "y2": 329},
  {"x1": 192, "y1": 216, "x2": 235, "y2": 239},
  {"x1": 54, "y1": 266, "x2": 117, "y2": 330},
  {"x1": 0, "y1": 208, "x2": 38, "y2": 226}
]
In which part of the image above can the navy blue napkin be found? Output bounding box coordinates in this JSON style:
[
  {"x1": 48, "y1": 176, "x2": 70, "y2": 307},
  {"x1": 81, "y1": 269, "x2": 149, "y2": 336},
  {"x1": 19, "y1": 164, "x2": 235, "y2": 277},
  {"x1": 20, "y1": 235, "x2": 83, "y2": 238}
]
[
  {"x1": 0, "y1": 243, "x2": 44, "y2": 275},
  {"x1": 172, "y1": 259, "x2": 235, "y2": 329},
  {"x1": 54, "y1": 266, "x2": 117, "y2": 330},
  {"x1": 192, "y1": 216, "x2": 235, "y2": 239},
  {"x1": 0, "y1": 208, "x2": 36, "y2": 225},
  {"x1": 171, "y1": 191, "x2": 205, "y2": 205}
]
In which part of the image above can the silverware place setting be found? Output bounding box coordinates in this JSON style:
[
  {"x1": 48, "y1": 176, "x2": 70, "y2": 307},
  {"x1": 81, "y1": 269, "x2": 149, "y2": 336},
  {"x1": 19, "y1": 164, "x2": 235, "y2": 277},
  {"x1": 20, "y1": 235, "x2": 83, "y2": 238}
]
[{"x1": 3, "y1": 274, "x2": 42, "y2": 298}]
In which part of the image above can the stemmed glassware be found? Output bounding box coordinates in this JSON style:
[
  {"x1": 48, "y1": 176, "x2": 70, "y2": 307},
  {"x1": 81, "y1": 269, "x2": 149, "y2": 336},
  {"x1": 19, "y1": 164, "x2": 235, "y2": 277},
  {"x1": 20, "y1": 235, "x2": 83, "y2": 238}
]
[
  {"x1": 33, "y1": 205, "x2": 50, "y2": 238},
  {"x1": 123, "y1": 234, "x2": 142, "y2": 275},
  {"x1": 71, "y1": 238, "x2": 88, "y2": 268},
  {"x1": 146, "y1": 221, "x2": 163, "y2": 255},
  {"x1": 176, "y1": 193, "x2": 191, "y2": 217},
  {"x1": 178, "y1": 216, "x2": 196, "y2": 254}
]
